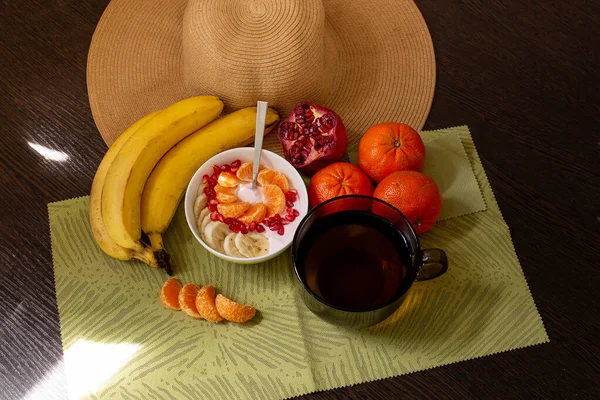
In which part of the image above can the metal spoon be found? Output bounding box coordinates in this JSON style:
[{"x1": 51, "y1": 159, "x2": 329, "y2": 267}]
[{"x1": 251, "y1": 101, "x2": 268, "y2": 189}]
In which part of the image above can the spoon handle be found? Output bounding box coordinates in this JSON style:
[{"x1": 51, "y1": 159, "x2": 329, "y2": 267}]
[{"x1": 252, "y1": 101, "x2": 268, "y2": 189}]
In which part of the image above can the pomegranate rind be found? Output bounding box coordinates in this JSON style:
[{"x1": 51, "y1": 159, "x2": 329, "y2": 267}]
[
  {"x1": 215, "y1": 294, "x2": 256, "y2": 323},
  {"x1": 195, "y1": 285, "x2": 223, "y2": 323}
]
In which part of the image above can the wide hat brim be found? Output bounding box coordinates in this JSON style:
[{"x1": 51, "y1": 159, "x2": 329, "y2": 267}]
[{"x1": 87, "y1": 0, "x2": 436, "y2": 151}]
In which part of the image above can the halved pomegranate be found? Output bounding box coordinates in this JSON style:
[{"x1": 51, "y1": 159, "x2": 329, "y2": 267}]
[{"x1": 278, "y1": 103, "x2": 347, "y2": 175}]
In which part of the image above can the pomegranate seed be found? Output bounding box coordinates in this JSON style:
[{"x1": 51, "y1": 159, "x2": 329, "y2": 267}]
[
  {"x1": 231, "y1": 160, "x2": 241, "y2": 168},
  {"x1": 213, "y1": 165, "x2": 221, "y2": 174},
  {"x1": 202, "y1": 174, "x2": 209, "y2": 184},
  {"x1": 224, "y1": 217, "x2": 233, "y2": 225},
  {"x1": 286, "y1": 207, "x2": 293, "y2": 215},
  {"x1": 263, "y1": 219, "x2": 269, "y2": 225},
  {"x1": 210, "y1": 211, "x2": 219, "y2": 221},
  {"x1": 220, "y1": 164, "x2": 230, "y2": 172},
  {"x1": 286, "y1": 200, "x2": 293, "y2": 208},
  {"x1": 270, "y1": 224, "x2": 280, "y2": 231},
  {"x1": 240, "y1": 225, "x2": 248, "y2": 234},
  {"x1": 289, "y1": 189, "x2": 298, "y2": 194},
  {"x1": 211, "y1": 172, "x2": 220, "y2": 181},
  {"x1": 281, "y1": 220, "x2": 290, "y2": 225},
  {"x1": 208, "y1": 203, "x2": 217, "y2": 212},
  {"x1": 230, "y1": 224, "x2": 241, "y2": 233},
  {"x1": 277, "y1": 226, "x2": 285, "y2": 235},
  {"x1": 285, "y1": 214, "x2": 295, "y2": 221},
  {"x1": 208, "y1": 177, "x2": 217, "y2": 187},
  {"x1": 274, "y1": 214, "x2": 282, "y2": 221},
  {"x1": 208, "y1": 189, "x2": 216, "y2": 198},
  {"x1": 217, "y1": 214, "x2": 225, "y2": 222},
  {"x1": 208, "y1": 198, "x2": 218, "y2": 206},
  {"x1": 293, "y1": 209, "x2": 300, "y2": 217},
  {"x1": 256, "y1": 224, "x2": 265, "y2": 233},
  {"x1": 203, "y1": 187, "x2": 211, "y2": 196},
  {"x1": 249, "y1": 222, "x2": 256, "y2": 231},
  {"x1": 230, "y1": 166, "x2": 239, "y2": 173}
]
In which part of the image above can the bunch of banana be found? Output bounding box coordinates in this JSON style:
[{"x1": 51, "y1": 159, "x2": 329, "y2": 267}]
[{"x1": 89, "y1": 95, "x2": 280, "y2": 274}]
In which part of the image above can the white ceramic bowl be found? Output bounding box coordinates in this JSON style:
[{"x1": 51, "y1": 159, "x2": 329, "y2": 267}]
[{"x1": 185, "y1": 147, "x2": 309, "y2": 264}]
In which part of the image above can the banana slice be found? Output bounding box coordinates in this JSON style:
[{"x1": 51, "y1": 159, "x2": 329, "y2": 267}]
[
  {"x1": 234, "y1": 232, "x2": 270, "y2": 258},
  {"x1": 193, "y1": 188, "x2": 207, "y2": 219},
  {"x1": 196, "y1": 207, "x2": 210, "y2": 233},
  {"x1": 204, "y1": 221, "x2": 230, "y2": 253},
  {"x1": 223, "y1": 233, "x2": 246, "y2": 258},
  {"x1": 199, "y1": 214, "x2": 212, "y2": 241}
]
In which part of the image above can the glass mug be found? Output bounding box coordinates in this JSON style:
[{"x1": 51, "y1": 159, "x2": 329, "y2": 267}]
[{"x1": 292, "y1": 195, "x2": 448, "y2": 328}]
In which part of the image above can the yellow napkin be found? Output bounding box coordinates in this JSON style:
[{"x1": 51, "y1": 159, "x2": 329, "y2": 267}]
[{"x1": 48, "y1": 126, "x2": 547, "y2": 399}]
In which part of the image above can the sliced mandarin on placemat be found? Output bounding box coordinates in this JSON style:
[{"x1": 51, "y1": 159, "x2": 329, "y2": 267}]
[
  {"x1": 235, "y1": 162, "x2": 264, "y2": 181},
  {"x1": 215, "y1": 294, "x2": 256, "y2": 323},
  {"x1": 217, "y1": 201, "x2": 251, "y2": 218},
  {"x1": 195, "y1": 285, "x2": 223, "y2": 323},
  {"x1": 217, "y1": 172, "x2": 241, "y2": 188},
  {"x1": 262, "y1": 184, "x2": 286, "y2": 217},
  {"x1": 215, "y1": 184, "x2": 238, "y2": 203},
  {"x1": 257, "y1": 169, "x2": 290, "y2": 192},
  {"x1": 238, "y1": 202, "x2": 268, "y2": 225},
  {"x1": 160, "y1": 278, "x2": 181, "y2": 310},
  {"x1": 178, "y1": 284, "x2": 203, "y2": 319}
]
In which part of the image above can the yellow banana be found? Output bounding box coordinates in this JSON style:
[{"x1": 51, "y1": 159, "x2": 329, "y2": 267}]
[
  {"x1": 102, "y1": 96, "x2": 224, "y2": 273},
  {"x1": 140, "y1": 106, "x2": 280, "y2": 254},
  {"x1": 89, "y1": 110, "x2": 161, "y2": 267}
]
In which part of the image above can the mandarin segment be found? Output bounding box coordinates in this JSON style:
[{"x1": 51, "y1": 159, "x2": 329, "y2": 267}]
[
  {"x1": 217, "y1": 171, "x2": 241, "y2": 188},
  {"x1": 215, "y1": 184, "x2": 238, "y2": 203},
  {"x1": 236, "y1": 162, "x2": 265, "y2": 181},
  {"x1": 238, "y1": 202, "x2": 268, "y2": 225},
  {"x1": 215, "y1": 294, "x2": 256, "y2": 323},
  {"x1": 160, "y1": 278, "x2": 182, "y2": 310},
  {"x1": 217, "y1": 201, "x2": 251, "y2": 218},
  {"x1": 257, "y1": 169, "x2": 290, "y2": 192},
  {"x1": 262, "y1": 184, "x2": 286, "y2": 217},
  {"x1": 178, "y1": 284, "x2": 203, "y2": 319},
  {"x1": 195, "y1": 285, "x2": 223, "y2": 323}
]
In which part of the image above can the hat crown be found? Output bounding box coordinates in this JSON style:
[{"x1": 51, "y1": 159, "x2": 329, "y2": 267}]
[{"x1": 182, "y1": 0, "x2": 333, "y2": 113}]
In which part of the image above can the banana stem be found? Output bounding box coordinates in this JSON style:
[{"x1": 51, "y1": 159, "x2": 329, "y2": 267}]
[{"x1": 147, "y1": 232, "x2": 172, "y2": 275}]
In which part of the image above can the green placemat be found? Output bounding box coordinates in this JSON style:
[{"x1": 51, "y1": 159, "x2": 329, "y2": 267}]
[{"x1": 49, "y1": 126, "x2": 547, "y2": 400}]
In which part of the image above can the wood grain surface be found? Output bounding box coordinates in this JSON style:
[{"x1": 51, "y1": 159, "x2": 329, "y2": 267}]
[{"x1": 1, "y1": 0, "x2": 598, "y2": 399}]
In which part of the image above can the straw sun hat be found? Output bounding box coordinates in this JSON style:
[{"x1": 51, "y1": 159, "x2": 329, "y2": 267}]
[{"x1": 87, "y1": 0, "x2": 435, "y2": 151}]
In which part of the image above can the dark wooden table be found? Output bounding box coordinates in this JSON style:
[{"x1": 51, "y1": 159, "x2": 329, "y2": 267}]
[{"x1": 1, "y1": 0, "x2": 598, "y2": 398}]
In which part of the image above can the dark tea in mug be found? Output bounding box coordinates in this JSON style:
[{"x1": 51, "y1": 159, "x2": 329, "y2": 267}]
[{"x1": 296, "y1": 210, "x2": 411, "y2": 310}]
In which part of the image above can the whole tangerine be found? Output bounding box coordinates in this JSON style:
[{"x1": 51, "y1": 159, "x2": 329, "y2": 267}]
[
  {"x1": 308, "y1": 162, "x2": 374, "y2": 208},
  {"x1": 373, "y1": 171, "x2": 442, "y2": 234},
  {"x1": 358, "y1": 122, "x2": 426, "y2": 182}
]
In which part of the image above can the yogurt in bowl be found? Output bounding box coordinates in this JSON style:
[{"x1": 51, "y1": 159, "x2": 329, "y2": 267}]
[{"x1": 185, "y1": 147, "x2": 309, "y2": 264}]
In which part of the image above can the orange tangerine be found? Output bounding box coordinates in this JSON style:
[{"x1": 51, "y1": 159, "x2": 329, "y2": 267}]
[
  {"x1": 236, "y1": 162, "x2": 265, "y2": 181},
  {"x1": 178, "y1": 284, "x2": 203, "y2": 319},
  {"x1": 215, "y1": 184, "x2": 238, "y2": 203},
  {"x1": 217, "y1": 201, "x2": 251, "y2": 218},
  {"x1": 160, "y1": 278, "x2": 181, "y2": 310},
  {"x1": 238, "y1": 202, "x2": 268, "y2": 225},
  {"x1": 262, "y1": 184, "x2": 286, "y2": 217},
  {"x1": 257, "y1": 169, "x2": 290, "y2": 192},
  {"x1": 195, "y1": 285, "x2": 223, "y2": 323},
  {"x1": 217, "y1": 172, "x2": 241, "y2": 188},
  {"x1": 215, "y1": 294, "x2": 256, "y2": 323}
]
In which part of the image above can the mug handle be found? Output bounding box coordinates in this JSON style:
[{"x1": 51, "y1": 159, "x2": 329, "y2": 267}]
[{"x1": 416, "y1": 249, "x2": 448, "y2": 281}]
